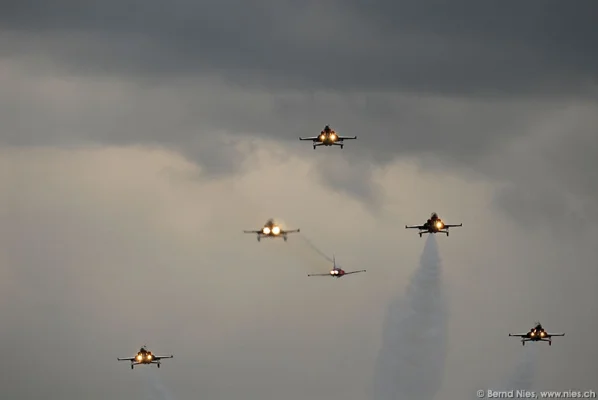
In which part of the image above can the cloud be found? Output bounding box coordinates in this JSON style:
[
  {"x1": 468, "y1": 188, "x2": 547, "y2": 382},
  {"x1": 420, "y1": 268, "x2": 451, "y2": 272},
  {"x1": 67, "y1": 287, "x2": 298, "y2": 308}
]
[
  {"x1": 2, "y1": 1, "x2": 597, "y2": 218},
  {"x1": 1, "y1": 1, "x2": 597, "y2": 96},
  {"x1": 2, "y1": 59, "x2": 597, "y2": 219},
  {"x1": 484, "y1": 103, "x2": 598, "y2": 228},
  {"x1": 1, "y1": 143, "x2": 597, "y2": 399},
  {"x1": 1, "y1": 3, "x2": 597, "y2": 397}
]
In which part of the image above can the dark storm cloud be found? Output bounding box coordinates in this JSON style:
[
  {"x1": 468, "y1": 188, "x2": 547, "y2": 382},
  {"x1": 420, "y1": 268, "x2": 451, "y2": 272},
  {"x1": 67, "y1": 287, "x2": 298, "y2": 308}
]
[
  {"x1": 490, "y1": 114, "x2": 598, "y2": 230},
  {"x1": 1, "y1": 0, "x2": 595, "y2": 168},
  {"x1": 1, "y1": 0, "x2": 597, "y2": 222},
  {"x1": 1, "y1": 0, "x2": 597, "y2": 96}
]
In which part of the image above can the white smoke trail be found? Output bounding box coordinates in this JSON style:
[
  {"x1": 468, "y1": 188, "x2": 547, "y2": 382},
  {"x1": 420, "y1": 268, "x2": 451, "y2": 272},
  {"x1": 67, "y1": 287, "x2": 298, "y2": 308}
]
[
  {"x1": 506, "y1": 345, "x2": 537, "y2": 391},
  {"x1": 473, "y1": 344, "x2": 538, "y2": 400},
  {"x1": 490, "y1": 345, "x2": 538, "y2": 394},
  {"x1": 142, "y1": 368, "x2": 175, "y2": 400},
  {"x1": 298, "y1": 235, "x2": 334, "y2": 263},
  {"x1": 373, "y1": 234, "x2": 448, "y2": 400}
]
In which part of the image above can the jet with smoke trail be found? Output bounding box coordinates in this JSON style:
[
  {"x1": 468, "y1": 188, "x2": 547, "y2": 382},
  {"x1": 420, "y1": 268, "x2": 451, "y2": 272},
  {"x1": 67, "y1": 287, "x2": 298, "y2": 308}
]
[
  {"x1": 405, "y1": 212, "x2": 463, "y2": 237},
  {"x1": 373, "y1": 235, "x2": 448, "y2": 400},
  {"x1": 307, "y1": 255, "x2": 366, "y2": 278}
]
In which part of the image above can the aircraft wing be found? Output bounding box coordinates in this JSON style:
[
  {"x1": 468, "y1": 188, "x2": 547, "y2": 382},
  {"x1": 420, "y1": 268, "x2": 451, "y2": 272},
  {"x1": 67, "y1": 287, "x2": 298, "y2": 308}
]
[
  {"x1": 546, "y1": 333, "x2": 565, "y2": 337},
  {"x1": 299, "y1": 136, "x2": 319, "y2": 141},
  {"x1": 282, "y1": 229, "x2": 300, "y2": 234},
  {"x1": 508, "y1": 333, "x2": 529, "y2": 337},
  {"x1": 337, "y1": 135, "x2": 357, "y2": 140},
  {"x1": 243, "y1": 230, "x2": 261, "y2": 234},
  {"x1": 153, "y1": 355, "x2": 174, "y2": 360},
  {"x1": 345, "y1": 269, "x2": 366, "y2": 275},
  {"x1": 117, "y1": 356, "x2": 136, "y2": 361},
  {"x1": 444, "y1": 223, "x2": 463, "y2": 228},
  {"x1": 405, "y1": 225, "x2": 425, "y2": 229},
  {"x1": 307, "y1": 273, "x2": 330, "y2": 277}
]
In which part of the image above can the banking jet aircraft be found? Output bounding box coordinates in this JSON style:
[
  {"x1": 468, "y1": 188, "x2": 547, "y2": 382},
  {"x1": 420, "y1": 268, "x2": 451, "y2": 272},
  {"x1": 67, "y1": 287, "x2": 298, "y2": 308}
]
[
  {"x1": 405, "y1": 212, "x2": 462, "y2": 237},
  {"x1": 509, "y1": 322, "x2": 565, "y2": 346},
  {"x1": 117, "y1": 346, "x2": 173, "y2": 369},
  {"x1": 308, "y1": 255, "x2": 366, "y2": 278},
  {"x1": 243, "y1": 219, "x2": 300, "y2": 242},
  {"x1": 299, "y1": 125, "x2": 357, "y2": 149}
]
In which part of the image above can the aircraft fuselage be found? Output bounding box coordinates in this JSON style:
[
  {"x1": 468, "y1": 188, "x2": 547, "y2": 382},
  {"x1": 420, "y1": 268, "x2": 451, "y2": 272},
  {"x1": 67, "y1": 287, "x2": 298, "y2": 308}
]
[
  {"x1": 318, "y1": 134, "x2": 338, "y2": 145},
  {"x1": 256, "y1": 230, "x2": 288, "y2": 242},
  {"x1": 418, "y1": 220, "x2": 449, "y2": 235},
  {"x1": 129, "y1": 353, "x2": 162, "y2": 368}
]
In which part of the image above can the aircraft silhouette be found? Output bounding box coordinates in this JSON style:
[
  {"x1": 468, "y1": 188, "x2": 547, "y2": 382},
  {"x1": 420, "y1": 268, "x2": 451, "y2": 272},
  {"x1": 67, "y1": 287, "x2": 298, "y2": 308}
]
[
  {"x1": 509, "y1": 322, "x2": 565, "y2": 346},
  {"x1": 299, "y1": 125, "x2": 357, "y2": 149}
]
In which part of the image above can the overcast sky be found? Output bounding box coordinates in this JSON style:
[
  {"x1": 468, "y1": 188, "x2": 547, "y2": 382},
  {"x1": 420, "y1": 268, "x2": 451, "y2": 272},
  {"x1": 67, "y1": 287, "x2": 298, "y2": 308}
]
[{"x1": 1, "y1": 1, "x2": 597, "y2": 399}]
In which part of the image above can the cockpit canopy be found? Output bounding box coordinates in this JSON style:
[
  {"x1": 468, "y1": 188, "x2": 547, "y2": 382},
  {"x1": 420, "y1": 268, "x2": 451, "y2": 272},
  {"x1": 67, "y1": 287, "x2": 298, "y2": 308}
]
[{"x1": 430, "y1": 212, "x2": 439, "y2": 219}]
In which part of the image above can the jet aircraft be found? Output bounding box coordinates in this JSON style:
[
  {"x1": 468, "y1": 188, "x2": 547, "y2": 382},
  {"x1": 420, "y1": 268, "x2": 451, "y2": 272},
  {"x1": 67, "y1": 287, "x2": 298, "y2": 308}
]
[
  {"x1": 509, "y1": 322, "x2": 565, "y2": 346},
  {"x1": 243, "y1": 219, "x2": 300, "y2": 242},
  {"x1": 405, "y1": 212, "x2": 462, "y2": 237},
  {"x1": 299, "y1": 125, "x2": 357, "y2": 149},
  {"x1": 307, "y1": 255, "x2": 366, "y2": 278},
  {"x1": 117, "y1": 346, "x2": 174, "y2": 369}
]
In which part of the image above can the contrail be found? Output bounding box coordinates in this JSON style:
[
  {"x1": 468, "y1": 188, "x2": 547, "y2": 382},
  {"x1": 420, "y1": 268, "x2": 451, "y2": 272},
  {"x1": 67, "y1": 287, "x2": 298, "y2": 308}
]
[{"x1": 373, "y1": 234, "x2": 448, "y2": 400}]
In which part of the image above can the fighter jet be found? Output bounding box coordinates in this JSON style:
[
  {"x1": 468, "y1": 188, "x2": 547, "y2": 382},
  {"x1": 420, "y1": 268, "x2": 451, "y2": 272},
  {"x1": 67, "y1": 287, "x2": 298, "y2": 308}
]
[
  {"x1": 308, "y1": 255, "x2": 366, "y2": 278},
  {"x1": 405, "y1": 212, "x2": 462, "y2": 237},
  {"x1": 509, "y1": 322, "x2": 565, "y2": 346},
  {"x1": 243, "y1": 218, "x2": 300, "y2": 242},
  {"x1": 117, "y1": 346, "x2": 173, "y2": 369},
  {"x1": 299, "y1": 125, "x2": 357, "y2": 149}
]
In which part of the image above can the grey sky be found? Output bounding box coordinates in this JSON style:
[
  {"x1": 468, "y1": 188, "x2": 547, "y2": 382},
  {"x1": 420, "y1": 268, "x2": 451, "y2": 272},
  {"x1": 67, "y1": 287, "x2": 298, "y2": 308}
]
[{"x1": 1, "y1": 1, "x2": 597, "y2": 399}]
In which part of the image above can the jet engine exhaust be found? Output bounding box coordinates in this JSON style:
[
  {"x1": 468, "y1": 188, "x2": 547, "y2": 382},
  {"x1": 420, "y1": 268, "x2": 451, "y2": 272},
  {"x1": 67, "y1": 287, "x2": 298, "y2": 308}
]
[{"x1": 373, "y1": 234, "x2": 448, "y2": 400}]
